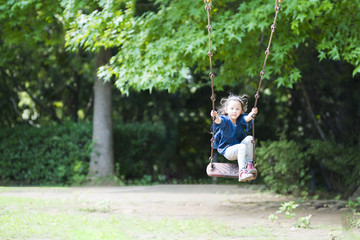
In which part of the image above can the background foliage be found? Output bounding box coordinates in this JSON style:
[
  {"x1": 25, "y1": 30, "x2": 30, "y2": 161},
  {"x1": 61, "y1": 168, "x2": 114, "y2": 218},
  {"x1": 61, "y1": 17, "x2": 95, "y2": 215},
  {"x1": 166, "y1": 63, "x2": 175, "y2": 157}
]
[
  {"x1": 0, "y1": 122, "x2": 92, "y2": 185},
  {"x1": 0, "y1": 0, "x2": 359, "y2": 198},
  {"x1": 257, "y1": 139, "x2": 360, "y2": 197}
]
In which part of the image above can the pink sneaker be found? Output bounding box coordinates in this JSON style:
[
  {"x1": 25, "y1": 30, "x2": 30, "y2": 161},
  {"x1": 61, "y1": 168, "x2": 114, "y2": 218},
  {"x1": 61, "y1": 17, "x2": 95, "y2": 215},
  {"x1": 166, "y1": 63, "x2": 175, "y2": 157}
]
[
  {"x1": 238, "y1": 169, "x2": 253, "y2": 182},
  {"x1": 247, "y1": 163, "x2": 257, "y2": 175}
]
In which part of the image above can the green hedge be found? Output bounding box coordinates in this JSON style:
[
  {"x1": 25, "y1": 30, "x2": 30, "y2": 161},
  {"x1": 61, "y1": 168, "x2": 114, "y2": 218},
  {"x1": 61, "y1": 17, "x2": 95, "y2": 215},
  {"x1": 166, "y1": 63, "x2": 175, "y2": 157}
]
[
  {"x1": 0, "y1": 122, "x2": 92, "y2": 185},
  {"x1": 0, "y1": 121, "x2": 177, "y2": 185},
  {"x1": 257, "y1": 139, "x2": 360, "y2": 197},
  {"x1": 113, "y1": 121, "x2": 176, "y2": 182},
  {"x1": 4, "y1": 121, "x2": 357, "y2": 195},
  {"x1": 256, "y1": 140, "x2": 310, "y2": 194}
]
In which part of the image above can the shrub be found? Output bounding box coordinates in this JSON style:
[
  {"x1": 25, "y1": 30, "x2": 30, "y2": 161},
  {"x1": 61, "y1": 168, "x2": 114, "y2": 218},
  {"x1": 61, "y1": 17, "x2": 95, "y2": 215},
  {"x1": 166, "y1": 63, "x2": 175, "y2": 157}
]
[
  {"x1": 0, "y1": 121, "x2": 180, "y2": 185},
  {"x1": 305, "y1": 139, "x2": 360, "y2": 195},
  {"x1": 113, "y1": 121, "x2": 176, "y2": 182},
  {"x1": 0, "y1": 122, "x2": 92, "y2": 185},
  {"x1": 256, "y1": 140, "x2": 311, "y2": 194},
  {"x1": 257, "y1": 139, "x2": 360, "y2": 197}
]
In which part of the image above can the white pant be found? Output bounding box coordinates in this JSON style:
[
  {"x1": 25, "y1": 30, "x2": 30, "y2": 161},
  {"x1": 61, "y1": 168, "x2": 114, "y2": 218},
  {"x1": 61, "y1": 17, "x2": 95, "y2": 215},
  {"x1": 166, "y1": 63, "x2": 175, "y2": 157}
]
[{"x1": 223, "y1": 136, "x2": 254, "y2": 170}]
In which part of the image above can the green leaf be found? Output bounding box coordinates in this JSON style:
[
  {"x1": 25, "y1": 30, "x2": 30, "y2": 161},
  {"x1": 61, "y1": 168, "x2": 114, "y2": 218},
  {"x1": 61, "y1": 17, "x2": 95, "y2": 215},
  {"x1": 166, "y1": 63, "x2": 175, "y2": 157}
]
[
  {"x1": 318, "y1": 51, "x2": 327, "y2": 61},
  {"x1": 328, "y1": 46, "x2": 340, "y2": 61},
  {"x1": 353, "y1": 65, "x2": 360, "y2": 77}
]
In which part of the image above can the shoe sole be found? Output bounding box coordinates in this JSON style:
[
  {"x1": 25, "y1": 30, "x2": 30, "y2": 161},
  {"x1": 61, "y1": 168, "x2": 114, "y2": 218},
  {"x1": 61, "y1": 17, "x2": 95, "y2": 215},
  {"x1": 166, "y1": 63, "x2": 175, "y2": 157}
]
[
  {"x1": 239, "y1": 174, "x2": 254, "y2": 182},
  {"x1": 248, "y1": 169, "x2": 257, "y2": 174}
]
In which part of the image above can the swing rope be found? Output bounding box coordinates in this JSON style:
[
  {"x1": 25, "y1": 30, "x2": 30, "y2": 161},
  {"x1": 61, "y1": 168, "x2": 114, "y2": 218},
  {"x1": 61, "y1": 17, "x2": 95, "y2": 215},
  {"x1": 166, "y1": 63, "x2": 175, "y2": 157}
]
[
  {"x1": 204, "y1": 0, "x2": 216, "y2": 167},
  {"x1": 205, "y1": 0, "x2": 283, "y2": 167}
]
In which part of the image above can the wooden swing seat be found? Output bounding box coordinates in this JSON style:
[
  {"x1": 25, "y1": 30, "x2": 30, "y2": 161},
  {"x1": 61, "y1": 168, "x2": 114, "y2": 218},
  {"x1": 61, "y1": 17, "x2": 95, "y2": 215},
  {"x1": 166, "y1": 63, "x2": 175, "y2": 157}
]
[
  {"x1": 206, "y1": 163, "x2": 239, "y2": 178},
  {"x1": 206, "y1": 162, "x2": 258, "y2": 179}
]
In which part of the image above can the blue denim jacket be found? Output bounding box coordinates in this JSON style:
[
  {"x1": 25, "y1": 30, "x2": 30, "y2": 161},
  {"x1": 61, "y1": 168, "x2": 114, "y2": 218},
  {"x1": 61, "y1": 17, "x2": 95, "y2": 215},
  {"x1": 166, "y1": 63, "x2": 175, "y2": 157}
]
[{"x1": 211, "y1": 114, "x2": 252, "y2": 155}]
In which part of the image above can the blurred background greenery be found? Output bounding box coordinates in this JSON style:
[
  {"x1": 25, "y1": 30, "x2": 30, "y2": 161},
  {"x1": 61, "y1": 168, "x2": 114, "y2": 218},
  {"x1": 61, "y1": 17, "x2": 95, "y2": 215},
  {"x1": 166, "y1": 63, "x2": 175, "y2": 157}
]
[{"x1": 0, "y1": 0, "x2": 359, "y2": 199}]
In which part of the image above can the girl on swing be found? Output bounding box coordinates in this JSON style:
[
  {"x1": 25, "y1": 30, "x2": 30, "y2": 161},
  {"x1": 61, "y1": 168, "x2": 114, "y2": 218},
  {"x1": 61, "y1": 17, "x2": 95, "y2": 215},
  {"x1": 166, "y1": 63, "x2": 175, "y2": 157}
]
[{"x1": 210, "y1": 94, "x2": 258, "y2": 182}]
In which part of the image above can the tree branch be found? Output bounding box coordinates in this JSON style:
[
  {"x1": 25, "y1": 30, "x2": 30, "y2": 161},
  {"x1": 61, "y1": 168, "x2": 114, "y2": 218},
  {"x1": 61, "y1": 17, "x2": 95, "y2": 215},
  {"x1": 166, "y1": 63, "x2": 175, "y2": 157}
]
[
  {"x1": 9, "y1": 97, "x2": 37, "y2": 126},
  {"x1": 299, "y1": 81, "x2": 327, "y2": 141},
  {"x1": 3, "y1": 68, "x2": 62, "y2": 124},
  {"x1": 84, "y1": 91, "x2": 93, "y2": 120}
]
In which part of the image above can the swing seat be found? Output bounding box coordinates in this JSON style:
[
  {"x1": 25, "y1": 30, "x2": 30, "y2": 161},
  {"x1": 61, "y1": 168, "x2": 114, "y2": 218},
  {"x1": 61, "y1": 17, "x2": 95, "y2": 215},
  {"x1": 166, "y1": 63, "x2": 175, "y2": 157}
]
[
  {"x1": 206, "y1": 163, "x2": 258, "y2": 179},
  {"x1": 206, "y1": 163, "x2": 239, "y2": 178}
]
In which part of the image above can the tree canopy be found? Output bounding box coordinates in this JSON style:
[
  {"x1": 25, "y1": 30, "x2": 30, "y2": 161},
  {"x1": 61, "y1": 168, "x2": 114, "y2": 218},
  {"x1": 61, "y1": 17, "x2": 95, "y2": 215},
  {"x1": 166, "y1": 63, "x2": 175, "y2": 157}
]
[
  {"x1": 0, "y1": 0, "x2": 94, "y2": 125},
  {"x1": 63, "y1": 0, "x2": 360, "y2": 94}
]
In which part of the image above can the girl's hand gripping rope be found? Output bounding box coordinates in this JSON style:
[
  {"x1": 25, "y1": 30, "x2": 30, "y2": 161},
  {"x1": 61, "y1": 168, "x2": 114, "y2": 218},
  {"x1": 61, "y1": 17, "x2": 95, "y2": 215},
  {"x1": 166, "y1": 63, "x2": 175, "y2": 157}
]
[
  {"x1": 210, "y1": 110, "x2": 221, "y2": 124},
  {"x1": 250, "y1": 107, "x2": 258, "y2": 119}
]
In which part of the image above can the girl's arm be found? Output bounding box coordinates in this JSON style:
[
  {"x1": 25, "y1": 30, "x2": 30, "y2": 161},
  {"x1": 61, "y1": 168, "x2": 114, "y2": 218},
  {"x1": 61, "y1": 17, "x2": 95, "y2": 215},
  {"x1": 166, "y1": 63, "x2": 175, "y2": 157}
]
[
  {"x1": 210, "y1": 110, "x2": 221, "y2": 124},
  {"x1": 244, "y1": 107, "x2": 258, "y2": 122}
]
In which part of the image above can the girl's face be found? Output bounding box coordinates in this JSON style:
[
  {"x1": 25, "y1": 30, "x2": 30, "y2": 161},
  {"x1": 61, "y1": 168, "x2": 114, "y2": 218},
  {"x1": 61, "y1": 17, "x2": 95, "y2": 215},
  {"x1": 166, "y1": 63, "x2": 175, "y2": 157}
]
[{"x1": 225, "y1": 100, "x2": 242, "y2": 122}]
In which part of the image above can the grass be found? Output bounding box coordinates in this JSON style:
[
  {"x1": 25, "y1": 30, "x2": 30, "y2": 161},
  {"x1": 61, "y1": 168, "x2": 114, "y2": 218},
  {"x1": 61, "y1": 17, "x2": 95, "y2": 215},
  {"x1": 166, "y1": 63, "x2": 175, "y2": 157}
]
[
  {"x1": 1, "y1": 187, "x2": 360, "y2": 240},
  {"x1": 0, "y1": 209, "x2": 130, "y2": 239},
  {"x1": 0, "y1": 195, "x2": 276, "y2": 240}
]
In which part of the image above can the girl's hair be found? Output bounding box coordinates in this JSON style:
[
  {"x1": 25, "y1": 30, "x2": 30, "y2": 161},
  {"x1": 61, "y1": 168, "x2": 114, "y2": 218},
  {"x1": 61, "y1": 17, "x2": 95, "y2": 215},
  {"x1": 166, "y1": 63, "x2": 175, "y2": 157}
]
[{"x1": 217, "y1": 94, "x2": 249, "y2": 115}]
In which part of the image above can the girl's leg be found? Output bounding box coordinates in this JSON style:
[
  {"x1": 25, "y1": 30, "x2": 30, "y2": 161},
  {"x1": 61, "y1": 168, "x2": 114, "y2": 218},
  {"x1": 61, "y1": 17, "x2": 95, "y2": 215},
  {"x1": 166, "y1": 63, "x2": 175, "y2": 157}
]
[
  {"x1": 223, "y1": 144, "x2": 246, "y2": 169},
  {"x1": 224, "y1": 144, "x2": 253, "y2": 181},
  {"x1": 241, "y1": 136, "x2": 254, "y2": 164},
  {"x1": 241, "y1": 136, "x2": 257, "y2": 174},
  {"x1": 222, "y1": 144, "x2": 239, "y2": 161}
]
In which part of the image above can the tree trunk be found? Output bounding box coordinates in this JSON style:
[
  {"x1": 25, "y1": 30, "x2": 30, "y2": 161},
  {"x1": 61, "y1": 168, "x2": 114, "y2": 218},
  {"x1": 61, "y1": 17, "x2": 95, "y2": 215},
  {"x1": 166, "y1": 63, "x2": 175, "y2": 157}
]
[{"x1": 89, "y1": 47, "x2": 114, "y2": 177}]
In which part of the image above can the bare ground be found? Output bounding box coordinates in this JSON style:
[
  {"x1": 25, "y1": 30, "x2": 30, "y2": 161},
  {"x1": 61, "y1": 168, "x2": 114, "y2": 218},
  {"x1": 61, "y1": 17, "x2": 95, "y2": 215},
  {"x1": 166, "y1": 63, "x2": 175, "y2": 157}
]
[{"x1": 1, "y1": 184, "x2": 359, "y2": 239}]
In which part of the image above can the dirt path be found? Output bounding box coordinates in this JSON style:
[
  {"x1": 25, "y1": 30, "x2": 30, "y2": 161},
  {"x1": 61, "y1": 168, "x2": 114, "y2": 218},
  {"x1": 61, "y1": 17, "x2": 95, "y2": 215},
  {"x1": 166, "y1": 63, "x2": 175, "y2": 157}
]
[{"x1": 1, "y1": 184, "x2": 359, "y2": 239}]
